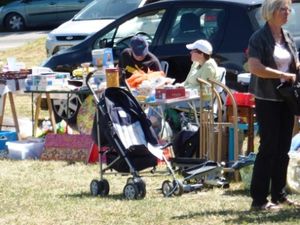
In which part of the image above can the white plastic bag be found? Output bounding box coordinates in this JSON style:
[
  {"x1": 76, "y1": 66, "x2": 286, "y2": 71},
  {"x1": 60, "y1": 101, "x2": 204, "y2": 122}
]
[{"x1": 287, "y1": 152, "x2": 300, "y2": 194}]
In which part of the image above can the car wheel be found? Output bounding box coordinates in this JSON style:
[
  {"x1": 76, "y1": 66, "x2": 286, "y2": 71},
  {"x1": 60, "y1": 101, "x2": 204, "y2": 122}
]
[
  {"x1": 5, "y1": 13, "x2": 25, "y2": 31},
  {"x1": 52, "y1": 94, "x2": 81, "y2": 124}
]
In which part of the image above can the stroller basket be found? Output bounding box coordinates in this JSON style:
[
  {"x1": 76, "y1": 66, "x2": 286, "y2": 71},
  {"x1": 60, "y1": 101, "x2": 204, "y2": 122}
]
[{"x1": 105, "y1": 145, "x2": 158, "y2": 173}]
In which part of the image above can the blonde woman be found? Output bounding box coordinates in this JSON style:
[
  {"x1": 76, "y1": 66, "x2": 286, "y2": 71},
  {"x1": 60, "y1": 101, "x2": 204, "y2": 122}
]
[{"x1": 248, "y1": 0, "x2": 300, "y2": 211}]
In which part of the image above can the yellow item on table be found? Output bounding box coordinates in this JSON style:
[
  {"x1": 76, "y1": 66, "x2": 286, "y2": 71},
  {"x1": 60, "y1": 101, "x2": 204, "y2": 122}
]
[
  {"x1": 135, "y1": 95, "x2": 147, "y2": 102},
  {"x1": 72, "y1": 67, "x2": 94, "y2": 77}
]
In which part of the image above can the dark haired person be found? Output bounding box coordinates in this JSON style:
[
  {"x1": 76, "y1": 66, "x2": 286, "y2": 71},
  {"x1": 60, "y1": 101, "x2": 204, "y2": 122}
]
[{"x1": 119, "y1": 35, "x2": 162, "y2": 80}]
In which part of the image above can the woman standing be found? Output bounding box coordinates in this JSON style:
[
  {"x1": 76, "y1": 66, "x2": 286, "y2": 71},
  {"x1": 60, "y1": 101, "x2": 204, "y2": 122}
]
[{"x1": 248, "y1": 0, "x2": 300, "y2": 211}]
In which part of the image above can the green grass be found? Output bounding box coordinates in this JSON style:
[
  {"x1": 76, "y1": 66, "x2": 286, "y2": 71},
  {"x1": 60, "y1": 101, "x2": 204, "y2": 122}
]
[
  {"x1": 0, "y1": 37, "x2": 47, "y2": 69},
  {"x1": 0, "y1": 160, "x2": 300, "y2": 225}
]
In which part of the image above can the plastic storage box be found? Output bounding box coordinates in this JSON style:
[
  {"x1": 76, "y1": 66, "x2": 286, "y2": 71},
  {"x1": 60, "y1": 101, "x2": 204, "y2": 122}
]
[{"x1": 6, "y1": 138, "x2": 44, "y2": 160}]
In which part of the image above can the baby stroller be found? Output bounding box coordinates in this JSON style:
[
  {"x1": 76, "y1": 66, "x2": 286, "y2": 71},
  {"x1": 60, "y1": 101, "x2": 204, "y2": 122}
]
[{"x1": 86, "y1": 72, "x2": 185, "y2": 199}]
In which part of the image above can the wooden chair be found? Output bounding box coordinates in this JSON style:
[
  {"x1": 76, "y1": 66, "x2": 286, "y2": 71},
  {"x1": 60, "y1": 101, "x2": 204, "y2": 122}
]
[{"x1": 197, "y1": 77, "x2": 239, "y2": 163}]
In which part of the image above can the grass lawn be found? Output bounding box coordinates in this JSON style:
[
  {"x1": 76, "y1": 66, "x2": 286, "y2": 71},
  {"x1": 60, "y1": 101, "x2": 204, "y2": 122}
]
[
  {"x1": 1, "y1": 37, "x2": 300, "y2": 225},
  {"x1": 1, "y1": 160, "x2": 300, "y2": 225}
]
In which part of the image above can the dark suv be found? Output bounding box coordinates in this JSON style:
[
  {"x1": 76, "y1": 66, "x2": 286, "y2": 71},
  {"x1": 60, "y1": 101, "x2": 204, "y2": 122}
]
[{"x1": 42, "y1": 0, "x2": 300, "y2": 122}]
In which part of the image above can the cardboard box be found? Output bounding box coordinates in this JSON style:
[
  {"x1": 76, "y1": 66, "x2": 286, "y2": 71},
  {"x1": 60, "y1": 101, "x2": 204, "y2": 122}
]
[
  {"x1": 155, "y1": 87, "x2": 185, "y2": 100},
  {"x1": 6, "y1": 138, "x2": 44, "y2": 160},
  {"x1": 41, "y1": 134, "x2": 97, "y2": 163},
  {"x1": 92, "y1": 48, "x2": 114, "y2": 69},
  {"x1": 25, "y1": 72, "x2": 70, "y2": 91}
]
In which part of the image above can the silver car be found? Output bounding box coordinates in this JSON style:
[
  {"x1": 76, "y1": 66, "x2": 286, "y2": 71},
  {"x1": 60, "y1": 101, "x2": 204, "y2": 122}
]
[
  {"x1": 46, "y1": 0, "x2": 159, "y2": 56},
  {"x1": 0, "y1": 0, "x2": 92, "y2": 31}
]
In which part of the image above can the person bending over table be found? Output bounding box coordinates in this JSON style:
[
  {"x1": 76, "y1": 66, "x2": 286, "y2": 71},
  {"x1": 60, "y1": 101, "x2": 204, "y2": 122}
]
[{"x1": 119, "y1": 35, "x2": 162, "y2": 81}]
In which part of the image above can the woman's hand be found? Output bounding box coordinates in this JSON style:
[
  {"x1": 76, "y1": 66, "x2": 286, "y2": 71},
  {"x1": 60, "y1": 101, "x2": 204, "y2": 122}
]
[{"x1": 281, "y1": 72, "x2": 296, "y2": 82}]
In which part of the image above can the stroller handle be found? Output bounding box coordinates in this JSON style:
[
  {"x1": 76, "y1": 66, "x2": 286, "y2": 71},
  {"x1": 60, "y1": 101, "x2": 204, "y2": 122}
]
[
  {"x1": 86, "y1": 72, "x2": 94, "y2": 85},
  {"x1": 85, "y1": 71, "x2": 101, "y2": 105}
]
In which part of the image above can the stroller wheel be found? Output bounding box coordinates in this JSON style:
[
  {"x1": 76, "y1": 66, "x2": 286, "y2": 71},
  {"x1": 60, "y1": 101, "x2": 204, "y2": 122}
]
[
  {"x1": 136, "y1": 179, "x2": 146, "y2": 199},
  {"x1": 90, "y1": 179, "x2": 100, "y2": 196},
  {"x1": 98, "y1": 179, "x2": 110, "y2": 197},
  {"x1": 173, "y1": 180, "x2": 184, "y2": 196},
  {"x1": 123, "y1": 183, "x2": 139, "y2": 200},
  {"x1": 162, "y1": 180, "x2": 173, "y2": 197},
  {"x1": 90, "y1": 179, "x2": 110, "y2": 197}
]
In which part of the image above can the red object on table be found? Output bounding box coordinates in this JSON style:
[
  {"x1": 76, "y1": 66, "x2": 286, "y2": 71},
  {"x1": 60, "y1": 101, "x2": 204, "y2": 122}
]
[
  {"x1": 226, "y1": 92, "x2": 255, "y2": 107},
  {"x1": 155, "y1": 87, "x2": 186, "y2": 99}
]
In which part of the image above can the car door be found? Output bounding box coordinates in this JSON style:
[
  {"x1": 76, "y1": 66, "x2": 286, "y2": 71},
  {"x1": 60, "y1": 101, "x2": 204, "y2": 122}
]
[
  {"x1": 23, "y1": 0, "x2": 58, "y2": 27},
  {"x1": 56, "y1": 0, "x2": 92, "y2": 24}
]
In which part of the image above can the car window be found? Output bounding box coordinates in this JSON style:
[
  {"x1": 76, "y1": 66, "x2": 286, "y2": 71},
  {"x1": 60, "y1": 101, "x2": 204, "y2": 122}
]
[
  {"x1": 93, "y1": 9, "x2": 166, "y2": 56},
  {"x1": 115, "y1": 9, "x2": 165, "y2": 41},
  {"x1": 74, "y1": 0, "x2": 144, "y2": 20},
  {"x1": 165, "y1": 8, "x2": 225, "y2": 44}
]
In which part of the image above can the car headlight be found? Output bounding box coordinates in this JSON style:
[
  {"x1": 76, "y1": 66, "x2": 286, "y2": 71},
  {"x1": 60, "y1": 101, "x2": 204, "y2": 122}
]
[{"x1": 46, "y1": 33, "x2": 56, "y2": 42}]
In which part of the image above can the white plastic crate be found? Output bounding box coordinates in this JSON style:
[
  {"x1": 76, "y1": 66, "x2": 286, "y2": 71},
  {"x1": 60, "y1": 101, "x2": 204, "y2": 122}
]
[{"x1": 6, "y1": 138, "x2": 44, "y2": 160}]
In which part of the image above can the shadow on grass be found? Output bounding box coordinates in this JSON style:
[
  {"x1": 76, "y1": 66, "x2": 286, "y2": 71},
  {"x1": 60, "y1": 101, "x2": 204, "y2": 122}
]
[
  {"x1": 172, "y1": 208, "x2": 300, "y2": 224},
  {"x1": 62, "y1": 192, "x2": 127, "y2": 200},
  {"x1": 223, "y1": 188, "x2": 251, "y2": 197}
]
